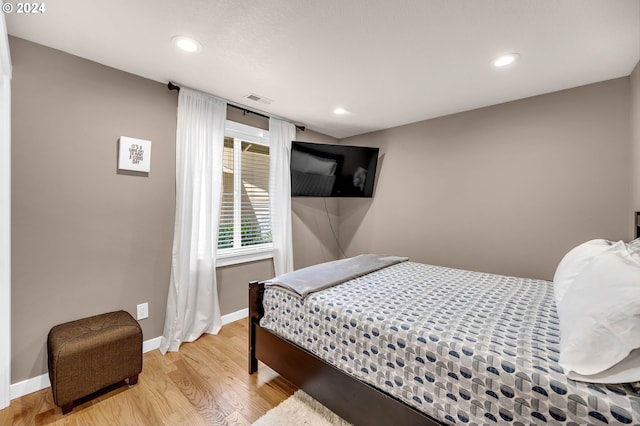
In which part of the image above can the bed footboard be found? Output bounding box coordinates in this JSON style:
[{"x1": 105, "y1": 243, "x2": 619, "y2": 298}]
[
  {"x1": 247, "y1": 280, "x2": 440, "y2": 425},
  {"x1": 248, "y1": 280, "x2": 264, "y2": 374}
]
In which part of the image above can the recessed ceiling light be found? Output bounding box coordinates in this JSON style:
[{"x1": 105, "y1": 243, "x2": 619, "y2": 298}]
[
  {"x1": 333, "y1": 107, "x2": 348, "y2": 115},
  {"x1": 492, "y1": 53, "x2": 519, "y2": 68},
  {"x1": 172, "y1": 36, "x2": 202, "y2": 53}
]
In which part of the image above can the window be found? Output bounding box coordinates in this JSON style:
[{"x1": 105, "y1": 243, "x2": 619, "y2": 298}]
[{"x1": 217, "y1": 121, "x2": 272, "y2": 266}]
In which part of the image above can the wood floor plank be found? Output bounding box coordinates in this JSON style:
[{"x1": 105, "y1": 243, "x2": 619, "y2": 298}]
[
  {"x1": 175, "y1": 332, "x2": 293, "y2": 423},
  {"x1": 0, "y1": 319, "x2": 294, "y2": 425}
]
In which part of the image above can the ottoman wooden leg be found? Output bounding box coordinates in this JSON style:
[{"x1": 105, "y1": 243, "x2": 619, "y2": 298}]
[
  {"x1": 61, "y1": 402, "x2": 73, "y2": 415},
  {"x1": 128, "y1": 374, "x2": 139, "y2": 386}
]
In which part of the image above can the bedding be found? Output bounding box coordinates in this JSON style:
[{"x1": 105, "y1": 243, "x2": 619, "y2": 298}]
[
  {"x1": 552, "y1": 239, "x2": 613, "y2": 305},
  {"x1": 264, "y1": 254, "x2": 408, "y2": 297},
  {"x1": 260, "y1": 261, "x2": 640, "y2": 425},
  {"x1": 555, "y1": 240, "x2": 640, "y2": 383}
]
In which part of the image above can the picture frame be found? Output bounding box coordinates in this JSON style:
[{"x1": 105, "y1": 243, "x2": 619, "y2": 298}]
[{"x1": 118, "y1": 136, "x2": 152, "y2": 173}]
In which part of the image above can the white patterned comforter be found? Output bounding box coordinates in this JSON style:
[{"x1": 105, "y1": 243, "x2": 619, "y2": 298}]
[{"x1": 260, "y1": 261, "x2": 640, "y2": 425}]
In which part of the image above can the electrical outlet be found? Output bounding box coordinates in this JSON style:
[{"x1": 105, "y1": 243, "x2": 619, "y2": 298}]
[{"x1": 136, "y1": 303, "x2": 149, "y2": 320}]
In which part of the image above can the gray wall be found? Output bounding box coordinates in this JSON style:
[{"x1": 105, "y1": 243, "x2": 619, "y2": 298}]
[
  {"x1": 9, "y1": 37, "x2": 337, "y2": 383},
  {"x1": 291, "y1": 131, "x2": 341, "y2": 268},
  {"x1": 339, "y1": 77, "x2": 632, "y2": 281},
  {"x1": 10, "y1": 37, "x2": 177, "y2": 382}
]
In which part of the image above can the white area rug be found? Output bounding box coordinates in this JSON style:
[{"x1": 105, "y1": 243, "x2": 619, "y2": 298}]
[{"x1": 252, "y1": 390, "x2": 352, "y2": 426}]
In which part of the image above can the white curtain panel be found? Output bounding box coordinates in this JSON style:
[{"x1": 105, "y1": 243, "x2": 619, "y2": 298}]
[
  {"x1": 160, "y1": 88, "x2": 226, "y2": 354},
  {"x1": 269, "y1": 118, "x2": 296, "y2": 276}
]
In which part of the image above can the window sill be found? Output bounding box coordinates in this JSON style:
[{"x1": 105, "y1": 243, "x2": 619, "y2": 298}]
[{"x1": 216, "y1": 247, "x2": 274, "y2": 268}]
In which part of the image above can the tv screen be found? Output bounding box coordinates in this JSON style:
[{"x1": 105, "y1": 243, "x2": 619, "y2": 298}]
[{"x1": 290, "y1": 141, "x2": 379, "y2": 198}]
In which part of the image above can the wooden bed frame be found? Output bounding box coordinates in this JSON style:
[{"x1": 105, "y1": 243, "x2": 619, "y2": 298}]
[{"x1": 248, "y1": 281, "x2": 443, "y2": 426}]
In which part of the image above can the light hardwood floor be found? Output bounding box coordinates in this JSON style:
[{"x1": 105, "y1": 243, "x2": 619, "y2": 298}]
[{"x1": 0, "y1": 319, "x2": 296, "y2": 425}]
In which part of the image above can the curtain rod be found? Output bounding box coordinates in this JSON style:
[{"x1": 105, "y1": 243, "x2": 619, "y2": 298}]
[{"x1": 167, "y1": 82, "x2": 305, "y2": 132}]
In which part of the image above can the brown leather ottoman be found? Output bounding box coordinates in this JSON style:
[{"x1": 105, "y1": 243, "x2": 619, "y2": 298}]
[{"x1": 47, "y1": 310, "x2": 143, "y2": 414}]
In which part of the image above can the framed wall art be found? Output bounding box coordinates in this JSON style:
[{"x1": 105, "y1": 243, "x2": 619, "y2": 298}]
[{"x1": 118, "y1": 136, "x2": 152, "y2": 173}]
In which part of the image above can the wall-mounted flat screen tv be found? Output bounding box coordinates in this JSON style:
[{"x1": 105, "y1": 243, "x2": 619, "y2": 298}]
[{"x1": 290, "y1": 141, "x2": 379, "y2": 198}]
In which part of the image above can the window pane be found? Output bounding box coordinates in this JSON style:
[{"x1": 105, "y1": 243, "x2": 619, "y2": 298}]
[
  {"x1": 240, "y1": 141, "x2": 271, "y2": 247},
  {"x1": 218, "y1": 137, "x2": 234, "y2": 249}
]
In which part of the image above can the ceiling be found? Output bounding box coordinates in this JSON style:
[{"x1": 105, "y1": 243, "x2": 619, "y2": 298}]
[{"x1": 5, "y1": 0, "x2": 640, "y2": 139}]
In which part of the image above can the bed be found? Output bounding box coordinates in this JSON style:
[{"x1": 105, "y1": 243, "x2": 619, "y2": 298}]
[{"x1": 248, "y1": 252, "x2": 640, "y2": 425}]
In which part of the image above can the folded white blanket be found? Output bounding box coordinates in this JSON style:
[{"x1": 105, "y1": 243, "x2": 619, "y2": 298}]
[{"x1": 264, "y1": 254, "x2": 408, "y2": 297}]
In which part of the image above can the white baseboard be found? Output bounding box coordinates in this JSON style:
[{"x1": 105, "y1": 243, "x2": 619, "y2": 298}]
[
  {"x1": 142, "y1": 336, "x2": 162, "y2": 353},
  {"x1": 9, "y1": 308, "x2": 249, "y2": 401},
  {"x1": 9, "y1": 373, "x2": 50, "y2": 401},
  {"x1": 221, "y1": 308, "x2": 248, "y2": 325}
]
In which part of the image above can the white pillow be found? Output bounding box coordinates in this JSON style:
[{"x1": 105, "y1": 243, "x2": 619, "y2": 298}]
[
  {"x1": 565, "y1": 349, "x2": 640, "y2": 384},
  {"x1": 557, "y1": 240, "x2": 640, "y2": 382},
  {"x1": 628, "y1": 237, "x2": 640, "y2": 255},
  {"x1": 553, "y1": 239, "x2": 612, "y2": 305}
]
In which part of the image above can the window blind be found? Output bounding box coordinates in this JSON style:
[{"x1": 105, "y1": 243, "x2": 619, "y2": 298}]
[{"x1": 218, "y1": 136, "x2": 272, "y2": 250}]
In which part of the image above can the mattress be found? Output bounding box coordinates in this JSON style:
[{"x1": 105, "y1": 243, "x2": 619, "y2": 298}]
[{"x1": 260, "y1": 261, "x2": 640, "y2": 425}]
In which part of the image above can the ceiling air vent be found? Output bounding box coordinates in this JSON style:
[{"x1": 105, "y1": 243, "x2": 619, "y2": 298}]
[{"x1": 244, "y1": 93, "x2": 273, "y2": 105}]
